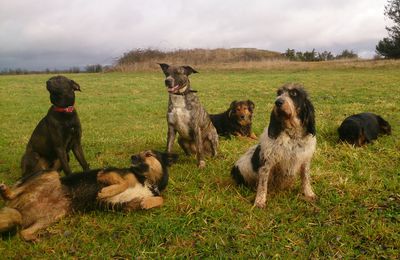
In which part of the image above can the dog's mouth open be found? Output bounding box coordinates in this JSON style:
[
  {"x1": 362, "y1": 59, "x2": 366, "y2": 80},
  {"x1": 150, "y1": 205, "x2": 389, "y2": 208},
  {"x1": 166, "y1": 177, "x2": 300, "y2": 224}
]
[
  {"x1": 167, "y1": 85, "x2": 181, "y2": 93},
  {"x1": 167, "y1": 84, "x2": 187, "y2": 94}
]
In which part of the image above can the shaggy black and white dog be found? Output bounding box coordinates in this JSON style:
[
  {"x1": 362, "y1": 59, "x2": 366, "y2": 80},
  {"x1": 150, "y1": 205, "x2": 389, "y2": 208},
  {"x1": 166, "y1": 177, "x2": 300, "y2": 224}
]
[{"x1": 231, "y1": 83, "x2": 317, "y2": 208}]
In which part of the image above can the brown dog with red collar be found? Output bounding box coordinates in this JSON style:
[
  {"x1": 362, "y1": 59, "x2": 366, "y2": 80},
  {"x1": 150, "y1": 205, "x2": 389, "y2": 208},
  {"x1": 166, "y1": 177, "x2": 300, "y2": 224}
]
[{"x1": 20, "y1": 75, "x2": 89, "y2": 176}]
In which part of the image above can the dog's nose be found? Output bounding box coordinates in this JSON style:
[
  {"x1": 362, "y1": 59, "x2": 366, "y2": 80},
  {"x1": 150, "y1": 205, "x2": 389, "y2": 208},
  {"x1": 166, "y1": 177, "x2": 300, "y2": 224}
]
[
  {"x1": 165, "y1": 79, "x2": 173, "y2": 86},
  {"x1": 275, "y1": 99, "x2": 284, "y2": 107},
  {"x1": 131, "y1": 155, "x2": 141, "y2": 164},
  {"x1": 240, "y1": 115, "x2": 245, "y2": 119}
]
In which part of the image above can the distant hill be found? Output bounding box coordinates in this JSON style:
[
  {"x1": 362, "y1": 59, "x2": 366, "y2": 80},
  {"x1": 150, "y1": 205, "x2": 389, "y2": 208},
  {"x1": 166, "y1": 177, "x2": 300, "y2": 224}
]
[{"x1": 113, "y1": 48, "x2": 283, "y2": 71}]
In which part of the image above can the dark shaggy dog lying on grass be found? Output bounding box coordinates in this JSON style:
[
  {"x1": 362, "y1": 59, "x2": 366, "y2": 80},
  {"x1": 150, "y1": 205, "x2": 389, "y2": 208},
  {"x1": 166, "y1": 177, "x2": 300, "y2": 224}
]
[
  {"x1": 338, "y1": 112, "x2": 391, "y2": 147},
  {"x1": 210, "y1": 100, "x2": 257, "y2": 139},
  {"x1": 21, "y1": 75, "x2": 89, "y2": 177},
  {"x1": 0, "y1": 150, "x2": 177, "y2": 241},
  {"x1": 231, "y1": 83, "x2": 317, "y2": 208}
]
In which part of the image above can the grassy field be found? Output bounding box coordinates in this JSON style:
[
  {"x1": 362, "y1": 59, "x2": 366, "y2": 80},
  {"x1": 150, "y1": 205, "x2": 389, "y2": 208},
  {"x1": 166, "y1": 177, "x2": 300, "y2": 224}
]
[{"x1": 0, "y1": 62, "x2": 399, "y2": 258}]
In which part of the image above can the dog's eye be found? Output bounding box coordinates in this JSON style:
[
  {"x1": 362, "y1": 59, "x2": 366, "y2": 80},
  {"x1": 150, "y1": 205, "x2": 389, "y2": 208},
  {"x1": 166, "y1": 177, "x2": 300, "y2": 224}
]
[
  {"x1": 145, "y1": 152, "x2": 153, "y2": 157},
  {"x1": 290, "y1": 90, "x2": 297, "y2": 97}
]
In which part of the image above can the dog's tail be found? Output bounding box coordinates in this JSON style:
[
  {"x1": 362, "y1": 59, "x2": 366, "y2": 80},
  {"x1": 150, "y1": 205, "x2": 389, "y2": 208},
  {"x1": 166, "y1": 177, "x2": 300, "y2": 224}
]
[{"x1": 0, "y1": 207, "x2": 22, "y2": 233}]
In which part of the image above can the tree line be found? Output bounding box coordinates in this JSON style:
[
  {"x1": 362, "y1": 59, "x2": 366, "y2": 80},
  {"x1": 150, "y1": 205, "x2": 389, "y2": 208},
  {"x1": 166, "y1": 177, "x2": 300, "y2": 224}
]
[
  {"x1": 284, "y1": 49, "x2": 358, "y2": 61},
  {"x1": 0, "y1": 64, "x2": 105, "y2": 75}
]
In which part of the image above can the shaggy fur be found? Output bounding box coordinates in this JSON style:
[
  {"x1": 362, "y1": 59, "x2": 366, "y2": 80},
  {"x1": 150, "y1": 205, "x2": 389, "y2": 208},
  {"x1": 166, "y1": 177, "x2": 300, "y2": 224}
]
[
  {"x1": 159, "y1": 63, "x2": 219, "y2": 168},
  {"x1": 21, "y1": 75, "x2": 89, "y2": 176},
  {"x1": 231, "y1": 83, "x2": 317, "y2": 208},
  {"x1": 338, "y1": 112, "x2": 391, "y2": 146},
  {"x1": 0, "y1": 150, "x2": 177, "y2": 241},
  {"x1": 210, "y1": 100, "x2": 257, "y2": 139}
]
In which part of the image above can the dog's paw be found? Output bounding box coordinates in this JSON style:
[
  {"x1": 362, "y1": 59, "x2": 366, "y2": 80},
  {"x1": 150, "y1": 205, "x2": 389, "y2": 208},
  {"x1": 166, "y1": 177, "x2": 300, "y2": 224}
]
[
  {"x1": 198, "y1": 160, "x2": 206, "y2": 169},
  {"x1": 20, "y1": 230, "x2": 39, "y2": 242},
  {"x1": 253, "y1": 197, "x2": 267, "y2": 209},
  {"x1": 97, "y1": 191, "x2": 108, "y2": 200},
  {"x1": 253, "y1": 201, "x2": 266, "y2": 209},
  {"x1": 303, "y1": 193, "x2": 318, "y2": 202},
  {"x1": 0, "y1": 183, "x2": 6, "y2": 191}
]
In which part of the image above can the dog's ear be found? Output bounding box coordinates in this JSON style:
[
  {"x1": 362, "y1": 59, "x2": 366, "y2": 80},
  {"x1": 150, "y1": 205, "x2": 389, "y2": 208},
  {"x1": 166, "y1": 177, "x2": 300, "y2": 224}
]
[
  {"x1": 70, "y1": 80, "x2": 81, "y2": 92},
  {"x1": 247, "y1": 100, "x2": 255, "y2": 112},
  {"x1": 46, "y1": 79, "x2": 57, "y2": 93},
  {"x1": 376, "y1": 115, "x2": 391, "y2": 135},
  {"x1": 183, "y1": 66, "x2": 198, "y2": 76},
  {"x1": 161, "y1": 152, "x2": 179, "y2": 167},
  {"x1": 268, "y1": 110, "x2": 283, "y2": 139},
  {"x1": 299, "y1": 97, "x2": 316, "y2": 136},
  {"x1": 228, "y1": 100, "x2": 237, "y2": 118},
  {"x1": 158, "y1": 63, "x2": 170, "y2": 76}
]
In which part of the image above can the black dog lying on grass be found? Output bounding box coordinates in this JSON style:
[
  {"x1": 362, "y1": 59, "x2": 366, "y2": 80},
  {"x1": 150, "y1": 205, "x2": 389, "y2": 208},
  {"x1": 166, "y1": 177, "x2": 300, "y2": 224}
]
[
  {"x1": 0, "y1": 150, "x2": 177, "y2": 241},
  {"x1": 338, "y1": 112, "x2": 391, "y2": 146},
  {"x1": 21, "y1": 75, "x2": 90, "y2": 176}
]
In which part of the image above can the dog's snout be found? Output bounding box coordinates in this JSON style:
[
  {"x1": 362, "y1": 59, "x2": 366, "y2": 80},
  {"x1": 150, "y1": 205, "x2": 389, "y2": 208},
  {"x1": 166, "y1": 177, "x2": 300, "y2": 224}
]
[
  {"x1": 131, "y1": 155, "x2": 141, "y2": 164},
  {"x1": 240, "y1": 115, "x2": 245, "y2": 119},
  {"x1": 275, "y1": 98, "x2": 284, "y2": 107},
  {"x1": 165, "y1": 78, "x2": 173, "y2": 87}
]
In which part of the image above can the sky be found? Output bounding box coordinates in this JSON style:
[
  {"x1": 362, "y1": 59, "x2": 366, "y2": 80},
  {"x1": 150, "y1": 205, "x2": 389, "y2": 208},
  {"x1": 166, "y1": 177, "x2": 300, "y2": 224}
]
[{"x1": 0, "y1": 0, "x2": 389, "y2": 70}]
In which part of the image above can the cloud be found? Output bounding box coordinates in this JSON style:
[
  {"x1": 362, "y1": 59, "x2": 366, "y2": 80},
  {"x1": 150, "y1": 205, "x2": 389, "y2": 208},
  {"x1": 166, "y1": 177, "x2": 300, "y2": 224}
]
[{"x1": 0, "y1": 0, "x2": 388, "y2": 70}]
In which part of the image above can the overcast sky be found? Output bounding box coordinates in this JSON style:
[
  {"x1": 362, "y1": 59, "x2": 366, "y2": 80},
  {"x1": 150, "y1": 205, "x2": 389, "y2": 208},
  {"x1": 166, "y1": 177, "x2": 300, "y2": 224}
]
[{"x1": 0, "y1": 0, "x2": 389, "y2": 70}]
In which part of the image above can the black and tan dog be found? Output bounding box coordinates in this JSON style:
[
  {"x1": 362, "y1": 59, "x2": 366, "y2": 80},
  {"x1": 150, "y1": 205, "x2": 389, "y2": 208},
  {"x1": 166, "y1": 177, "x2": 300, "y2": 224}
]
[
  {"x1": 159, "y1": 63, "x2": 218, "y2": 168},
  {"x1": 21, "y1": 75, "x2": 89, "y2": 176},
  {"x1": 338, "y1": 112, "x2": 391, "y2": 146},
  {"x1": 0, "y1": 150, "x2": 177, "y2": 241},
  {"x1": 210, "y1": 100, "x2": 257, "y2": 139},
  {"x1": 231, "y1": 83, "x2": 317, "y2": 208}
]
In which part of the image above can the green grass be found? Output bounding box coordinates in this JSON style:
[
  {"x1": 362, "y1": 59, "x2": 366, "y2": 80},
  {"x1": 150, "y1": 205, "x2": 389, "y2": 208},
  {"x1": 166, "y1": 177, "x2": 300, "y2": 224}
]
[{"x1": 0, "y1": 65, "x2": 399, "y2": 258}]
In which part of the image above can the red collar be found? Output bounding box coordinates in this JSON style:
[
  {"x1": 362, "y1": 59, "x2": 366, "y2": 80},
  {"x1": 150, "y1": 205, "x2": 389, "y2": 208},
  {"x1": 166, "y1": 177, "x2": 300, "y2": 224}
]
[{"x1": 53, "y1": 105, "x2": 75, "y2": 113}]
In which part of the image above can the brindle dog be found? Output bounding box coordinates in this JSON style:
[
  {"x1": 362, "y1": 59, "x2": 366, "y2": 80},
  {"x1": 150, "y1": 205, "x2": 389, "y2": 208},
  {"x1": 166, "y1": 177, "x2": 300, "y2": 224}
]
[
  {"x1": 159, "y1": 63, "x2": 218, "y2": 168},
  {"x1": 0, "y1": 150, "x2": 177, "y2": 241},
  {"x1": 210, "y1": 100, "x2": 257, "y2": 139},
  {"x1": 20, "y1": 75, "x2": 89, "y2": 176}
]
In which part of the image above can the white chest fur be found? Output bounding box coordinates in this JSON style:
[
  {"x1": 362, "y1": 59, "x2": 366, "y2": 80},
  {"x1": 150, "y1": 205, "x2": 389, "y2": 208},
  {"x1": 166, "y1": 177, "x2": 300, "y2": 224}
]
[
  {"x1": 260, "y1": 129, "x2": 316, "y2": 176},
  {"x1": 168, "y1": 94, "x2": 191, "y2": 138},
  {"x1": 104, "y1": 185, "x2": 153, "y2": 204}
]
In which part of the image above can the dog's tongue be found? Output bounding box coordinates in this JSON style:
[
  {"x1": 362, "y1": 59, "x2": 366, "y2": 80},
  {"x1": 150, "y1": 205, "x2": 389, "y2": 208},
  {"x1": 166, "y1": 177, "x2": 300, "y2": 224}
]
[{"x1": 167, "y1": 85, "x2": 180, "y2": 93}]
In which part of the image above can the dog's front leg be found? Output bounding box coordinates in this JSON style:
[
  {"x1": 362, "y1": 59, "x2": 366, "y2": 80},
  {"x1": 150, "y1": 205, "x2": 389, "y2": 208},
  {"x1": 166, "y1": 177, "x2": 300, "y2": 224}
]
[
  {"x1": 300, "y1": 162, "x2": 317, "y2": 201},
  {"x1": 55, "y1": 148, "x2": 72, "y2": 175},
  {"x1": 166, "y1": 124, "x2": 176, "y2": 153},
  {"x1": 194, "y1": 126, "x2": 205, "y2": 168},
  {"x1": 254, "y1": 164, "x2": 272, "y2": 208},
  {"x1": 72, "y1": 142, "x2": 90, "y2": 171}
]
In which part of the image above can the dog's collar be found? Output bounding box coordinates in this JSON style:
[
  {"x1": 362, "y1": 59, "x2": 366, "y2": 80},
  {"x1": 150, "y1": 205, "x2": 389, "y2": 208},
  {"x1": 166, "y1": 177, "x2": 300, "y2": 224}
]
[
  {"x1": 171, "y1": 89, "x2": 198, "y2": 95},
  {"x1": 53, "y1": 105, "x2": 75, "y2": 113}
]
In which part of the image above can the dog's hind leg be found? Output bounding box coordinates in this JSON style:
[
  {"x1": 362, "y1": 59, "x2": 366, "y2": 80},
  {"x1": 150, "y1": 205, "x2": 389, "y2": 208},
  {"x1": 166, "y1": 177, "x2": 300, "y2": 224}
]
[
  {"x1": 19, "y1": 219, "x2": 54, "y2": 241},
  {"x1": 0, "y1": 207, "x2": 22, "y2": 232},
  {"x1": 21, "y1": 152, "x2": 48, "y2": 177},
  {"x1": 208, "y1": 131, "x2": 219, "y2": 157}
]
